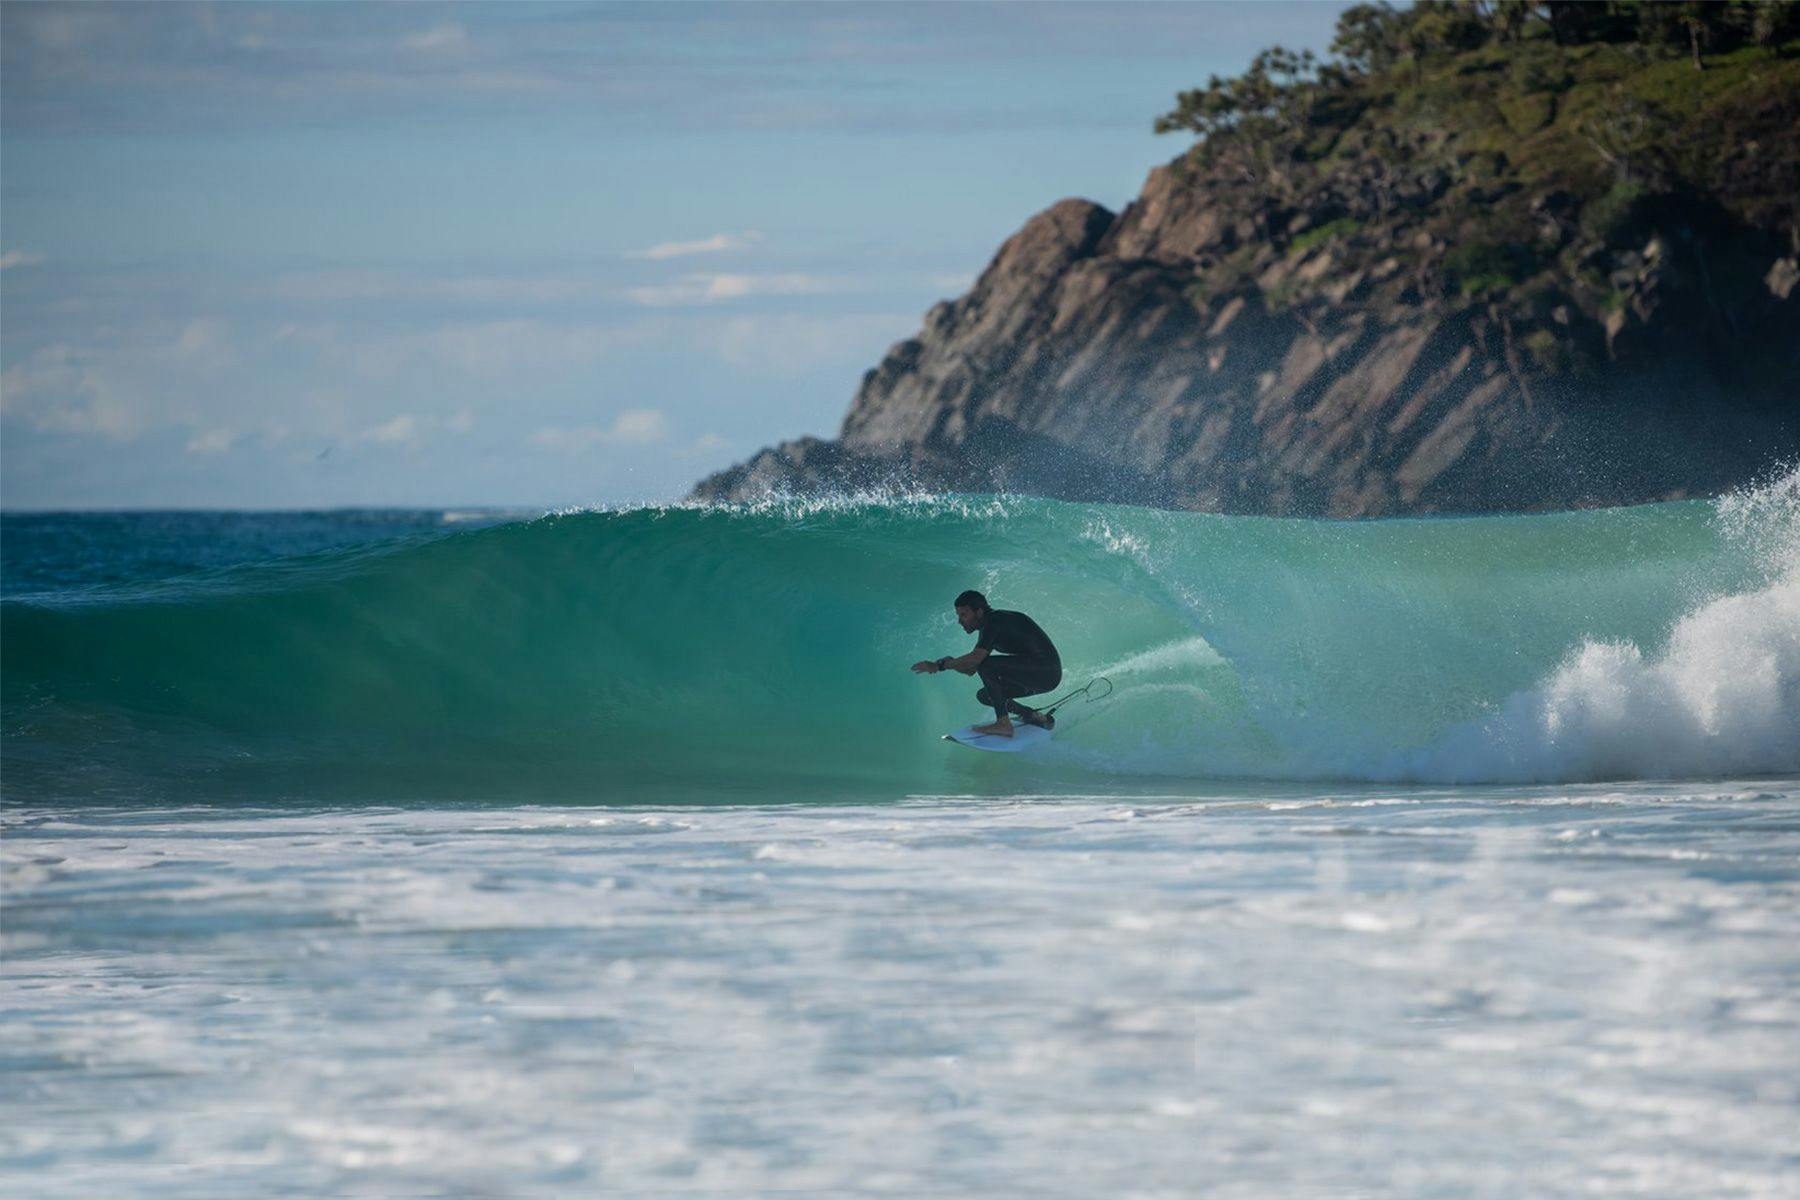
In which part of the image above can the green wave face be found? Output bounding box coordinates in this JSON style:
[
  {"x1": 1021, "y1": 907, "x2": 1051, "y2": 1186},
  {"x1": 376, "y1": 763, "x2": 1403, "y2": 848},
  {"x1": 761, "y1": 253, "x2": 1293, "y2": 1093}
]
[{"x1": 6, "y1": 477, "x2": 1798, "y2": 803}]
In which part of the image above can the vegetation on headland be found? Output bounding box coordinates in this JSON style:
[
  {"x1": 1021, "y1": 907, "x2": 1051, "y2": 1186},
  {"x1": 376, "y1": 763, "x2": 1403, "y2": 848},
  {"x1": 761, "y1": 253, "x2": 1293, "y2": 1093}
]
[
  {"x1": 1151, "y1": 1, "x2": 1800, "y2": 373},
  {"x1": 691, "y1": 2, "x2": 1800, "y2": 515},
  {"x1": 1158, "y1": 1, "x2": 1798, "y2": 194}
]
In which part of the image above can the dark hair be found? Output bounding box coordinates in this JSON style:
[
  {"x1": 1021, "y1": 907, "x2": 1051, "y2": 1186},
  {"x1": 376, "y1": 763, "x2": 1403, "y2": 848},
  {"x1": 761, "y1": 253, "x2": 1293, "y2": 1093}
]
[{"x1": 953, "y1": 590, "x2": 988, "y2": 611}]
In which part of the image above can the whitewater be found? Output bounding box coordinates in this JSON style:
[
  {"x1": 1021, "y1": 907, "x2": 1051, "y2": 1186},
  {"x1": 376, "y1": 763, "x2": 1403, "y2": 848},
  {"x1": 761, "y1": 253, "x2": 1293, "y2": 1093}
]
[{"x1": 3, "y1": 478, "x2": 1798, "y2": 1196}]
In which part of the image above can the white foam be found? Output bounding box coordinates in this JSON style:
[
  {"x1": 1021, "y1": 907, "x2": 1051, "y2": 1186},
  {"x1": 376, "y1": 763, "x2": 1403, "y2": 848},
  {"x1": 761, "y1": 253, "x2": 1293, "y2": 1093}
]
[
  {"x1": 1416, "y1": 471, "x2": 1800, "y2": 783},
  {"x1": 6, "y1": 790, "x2": 1798, "y2": 1197}
]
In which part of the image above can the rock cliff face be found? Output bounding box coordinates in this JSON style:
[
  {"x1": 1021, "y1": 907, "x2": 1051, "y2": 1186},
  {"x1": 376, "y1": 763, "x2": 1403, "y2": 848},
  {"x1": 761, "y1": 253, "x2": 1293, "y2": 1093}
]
[{"x1": 693, "y1": 63, "x2": 1800, "y2": 515}]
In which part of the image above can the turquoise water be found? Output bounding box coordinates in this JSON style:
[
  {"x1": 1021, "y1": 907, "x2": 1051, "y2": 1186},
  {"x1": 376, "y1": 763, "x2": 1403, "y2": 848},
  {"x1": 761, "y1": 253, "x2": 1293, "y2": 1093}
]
[
  {"x1": 5, "y1": 480, "x2": 1798, "y2": 801},
  {"x1": 3, "y1": 484, "x2": 1798, "y2": 1195}
]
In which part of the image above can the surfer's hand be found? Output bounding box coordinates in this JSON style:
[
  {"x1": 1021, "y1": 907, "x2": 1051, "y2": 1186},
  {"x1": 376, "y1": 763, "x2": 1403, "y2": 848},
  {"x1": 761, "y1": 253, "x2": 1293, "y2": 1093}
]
[{"x1": 911, "y1": 660, "x2": 940, "y2": 674}]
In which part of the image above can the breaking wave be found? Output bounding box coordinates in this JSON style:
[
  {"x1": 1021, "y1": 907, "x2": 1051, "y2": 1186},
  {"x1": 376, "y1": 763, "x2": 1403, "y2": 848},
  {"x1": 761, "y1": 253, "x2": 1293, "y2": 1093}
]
[{"x1": 4, "y1": 473, "x2": 1796, "y2": 802}]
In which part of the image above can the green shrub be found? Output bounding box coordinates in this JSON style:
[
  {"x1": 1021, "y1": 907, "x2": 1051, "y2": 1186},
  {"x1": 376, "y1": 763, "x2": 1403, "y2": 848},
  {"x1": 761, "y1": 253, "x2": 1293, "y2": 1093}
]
[
  {"x1": 1288, "y1": 217, "x2": 1363, "y2": 256},
  {"x1": 1263, "y1": 277, "x2": 1299, "y2": 312},
  {"x1": 1509, "y1": 51, "x2": 1570, "y2": 93},
  {"x1": 1522, "y1": 328, "x2": 1569, "y2": 372},
  {"x1": 1184, "y1": 280, "x2": 1214, "y2": 313},
  {"x1": 1445, "y1": 241, "x2": 1535, "y2": 294},
  {"x1": 1582, "y1": 178, "x2": 1650, "y2": 242}
]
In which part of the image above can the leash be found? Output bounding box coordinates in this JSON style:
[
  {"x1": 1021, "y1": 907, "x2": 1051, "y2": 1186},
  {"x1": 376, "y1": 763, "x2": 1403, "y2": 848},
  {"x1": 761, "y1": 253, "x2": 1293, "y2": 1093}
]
[{"x1": 1042, "y1": 676, "x2": 1113, "y2": 718}]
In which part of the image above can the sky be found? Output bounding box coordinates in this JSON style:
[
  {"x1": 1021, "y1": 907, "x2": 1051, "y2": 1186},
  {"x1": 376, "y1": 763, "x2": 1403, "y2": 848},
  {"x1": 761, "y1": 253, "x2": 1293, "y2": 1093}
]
[{"x1": 1, "y1": 1, "x2": 1352, "y2": 510}]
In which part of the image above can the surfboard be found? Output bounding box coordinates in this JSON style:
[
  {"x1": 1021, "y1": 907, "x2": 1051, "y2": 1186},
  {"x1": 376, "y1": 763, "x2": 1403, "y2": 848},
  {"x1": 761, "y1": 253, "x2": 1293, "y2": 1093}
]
[{"x1": 942, "y1": 722, "x2": 1053, "y2": 753}]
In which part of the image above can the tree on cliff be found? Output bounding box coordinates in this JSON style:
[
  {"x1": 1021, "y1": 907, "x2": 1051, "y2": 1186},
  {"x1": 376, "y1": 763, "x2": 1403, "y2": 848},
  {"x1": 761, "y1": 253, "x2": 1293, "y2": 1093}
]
[
  {"x1": 1163, "y1": 0, "x2": 1798, "y2": 150},
  {"x1": 1153, "y1": 47, "x2": 1342, "y2": 200},
  {"x1": 1151, "y1": 0, "x2": 1796, "y2": 253},
  {"x1": 1331, "y1": 3, "x2": 1408, "y2": 73}
]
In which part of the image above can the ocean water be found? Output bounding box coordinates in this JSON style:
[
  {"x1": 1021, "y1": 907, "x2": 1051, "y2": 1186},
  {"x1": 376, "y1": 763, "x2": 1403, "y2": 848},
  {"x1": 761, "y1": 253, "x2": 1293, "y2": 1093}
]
[{"x1": 3, "y1": 482, "x2": 1798, "y2": 1196}]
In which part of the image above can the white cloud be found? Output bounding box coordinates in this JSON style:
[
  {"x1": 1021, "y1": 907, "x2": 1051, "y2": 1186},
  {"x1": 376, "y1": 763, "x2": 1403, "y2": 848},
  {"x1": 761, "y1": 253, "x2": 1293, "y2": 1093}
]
[
  {"x1": 279, "y1": 318, "x2": 664, "y2": 380},
  {"x1": 714, "y1": 312, "x2": 913, "y2": 375},
  {"x1": 626, "y1": 273, "x2": 839, "y2": 308},
  {"x1": 608, "y1": 409, "x2": 667, "y2": 444},
  {"x1": 0, "y1": 250, "x2": 47, "y2": 271},
  {"x1": 400, "y1": 24, "x2": 469, "y2": 53},
  {"x1": 22, "y1": 7, "x2": 119, "y2": 52},
  {"x1": 350, "y1": 410, "x2": 478, "y2": 451},
  {"x1": 186, "y1": 428, "x2": 236, "y2": 455},
  {"x1": 359, "y1": 413, "x2": 424, "y2": 446},
  {"x1": 626, "y1": 232, "x2": 763, "y2": 261},
  {"x1": 0, "y1": 344, "x2": 140, "y2": 439},
  {"x1": 529, "y1": 409, "x2": 668, "y2": 453},
  {"x1": 269, "y1": 270, "x2": 599, "y2": 306},
  {"x1": 172, "y1": 317, "x2": 229, "y2": 361},
  {"x1": 672, "y1": 431, "x2": 732, "y2": 460},
  {"x1": 3, "y1": 314, "x2": 501, "y2": 462}
]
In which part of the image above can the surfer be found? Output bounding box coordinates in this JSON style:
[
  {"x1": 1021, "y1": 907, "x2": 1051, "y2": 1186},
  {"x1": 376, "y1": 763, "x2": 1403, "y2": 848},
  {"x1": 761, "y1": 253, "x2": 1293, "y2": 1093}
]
[{"x1": 912, "y1": 590, "x2": 1061, "y2": 738}]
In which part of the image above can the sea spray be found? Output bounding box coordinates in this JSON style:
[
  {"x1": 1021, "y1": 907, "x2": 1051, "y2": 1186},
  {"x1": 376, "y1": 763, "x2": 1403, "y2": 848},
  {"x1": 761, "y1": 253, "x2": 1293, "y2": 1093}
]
[{"x1": 1408, "y1": 469, "x2": 1800, "y2": 782}]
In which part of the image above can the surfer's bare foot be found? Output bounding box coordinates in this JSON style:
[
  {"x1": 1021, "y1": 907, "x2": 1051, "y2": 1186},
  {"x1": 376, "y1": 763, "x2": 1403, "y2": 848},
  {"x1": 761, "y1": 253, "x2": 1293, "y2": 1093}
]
[
  {"x1": 1020, "y1": 709, "x2": 1054, "y2": 730},
  {"x1": 972, "y1": 718, "x2": 1014, "y2": 738}
]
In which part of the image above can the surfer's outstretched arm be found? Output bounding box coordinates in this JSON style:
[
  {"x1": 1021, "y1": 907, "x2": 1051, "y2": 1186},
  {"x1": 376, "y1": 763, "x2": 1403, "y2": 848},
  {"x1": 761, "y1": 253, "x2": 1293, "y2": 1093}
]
[{"x1": 910, "y1": 648, "x2": 990, "y2": 675}]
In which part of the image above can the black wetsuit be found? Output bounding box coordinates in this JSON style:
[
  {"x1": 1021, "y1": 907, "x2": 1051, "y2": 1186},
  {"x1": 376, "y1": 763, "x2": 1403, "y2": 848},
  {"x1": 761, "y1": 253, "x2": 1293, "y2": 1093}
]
[{"x1": 972, "y1": 609, "x2": 1061, "y2": 722}]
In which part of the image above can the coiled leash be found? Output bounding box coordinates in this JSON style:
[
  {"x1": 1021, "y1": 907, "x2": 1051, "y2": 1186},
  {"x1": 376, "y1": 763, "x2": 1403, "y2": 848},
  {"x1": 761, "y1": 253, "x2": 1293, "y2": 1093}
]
[{"x1": 1041, "y1": 676, "x2": 1113, "y2": 720}]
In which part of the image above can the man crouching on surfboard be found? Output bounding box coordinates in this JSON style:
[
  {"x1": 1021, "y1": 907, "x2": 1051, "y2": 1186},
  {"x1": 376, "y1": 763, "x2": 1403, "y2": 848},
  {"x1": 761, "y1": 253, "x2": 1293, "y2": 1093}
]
[{"x1": 912, "y1": 590, "x2": 1061, "y2": 738}]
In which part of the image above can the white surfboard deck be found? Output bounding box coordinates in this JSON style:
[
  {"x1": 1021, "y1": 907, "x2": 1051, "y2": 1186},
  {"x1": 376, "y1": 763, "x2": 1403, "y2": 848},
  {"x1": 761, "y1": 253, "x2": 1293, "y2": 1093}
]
[{"x1": 942, "y1": 722, "x2": 1053, "y2": 753}]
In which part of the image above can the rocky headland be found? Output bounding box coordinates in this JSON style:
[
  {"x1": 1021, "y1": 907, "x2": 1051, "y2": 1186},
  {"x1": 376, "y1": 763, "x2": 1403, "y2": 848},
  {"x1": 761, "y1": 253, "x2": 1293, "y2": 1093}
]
[{"x1": 693, "y1": 3, "x2": 1800, "y2": 516}]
